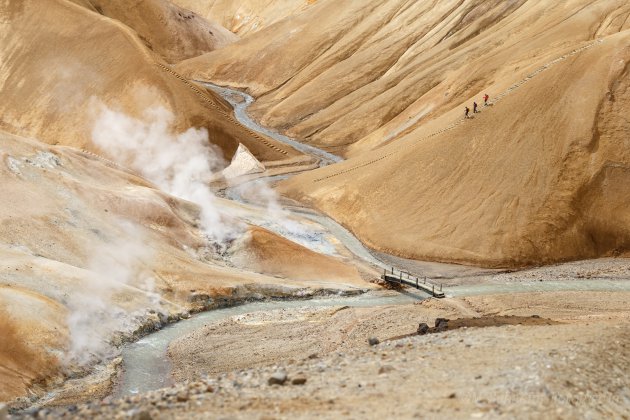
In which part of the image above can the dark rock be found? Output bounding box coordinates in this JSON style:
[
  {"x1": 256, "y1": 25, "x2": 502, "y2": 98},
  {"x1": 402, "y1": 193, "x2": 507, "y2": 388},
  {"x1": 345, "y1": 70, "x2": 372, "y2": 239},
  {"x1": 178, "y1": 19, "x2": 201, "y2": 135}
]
[
  {"x1": 368, "y1": 337, "x2": 380, "y2": 346},
  {"x1": 417, "y1": 323, "x2": 429, "y2": 335},
  {"x1": 268, "y1": 371, "x2": 288, "y2": 385},
  {"x1": 291, "y1": 376, "x2": 307, "y2": 385},
  {"x1": 132, "y1": 410, "x2": 153, "y2": 420},
  {"x1": 176, "y1": 391, "x2": 189, "y2": 402},
  {"x1": 531, "y1": 314, "x2": 541, "y2": 318},
  {"x1": 434, "y1": 318, "x2": 449, "y2": 331}
]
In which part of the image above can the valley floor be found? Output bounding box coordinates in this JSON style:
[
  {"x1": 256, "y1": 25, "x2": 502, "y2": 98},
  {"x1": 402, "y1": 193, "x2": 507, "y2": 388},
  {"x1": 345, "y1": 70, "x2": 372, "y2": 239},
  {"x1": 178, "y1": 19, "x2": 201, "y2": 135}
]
[{"x1": 18, "y1": 259, "x2": 630, "y2": 419}]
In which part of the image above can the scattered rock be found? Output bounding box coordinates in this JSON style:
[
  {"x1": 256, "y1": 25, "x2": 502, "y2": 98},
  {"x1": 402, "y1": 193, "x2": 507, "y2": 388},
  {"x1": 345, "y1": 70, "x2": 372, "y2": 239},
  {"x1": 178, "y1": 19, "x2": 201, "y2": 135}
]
[
  {"x1": 531, "y1": 314, "x2": 541, "y2": 318},
  {"x1": 268, "y1": 371, "x2": 288, "y2": 385},
  {"x1": 368, "y1": 337, "x2": 380, "y2": 346},
  {"x1": 448, "y1": 393, "x2": 457, "y2": 399},
  {"x1": 131, "y1": 410, "x2": 153, "y2": 420},
  {"x1": 417, "y1": 323, "x2": 429, "y2": 335},
  {"x1": 308, "y1": 353, "x2": 319, "y2": 359},
  {"x1": 291, "y1": 376, "x2": 307, "y2": 385},
  {"x1": 176, "y1": 391, "x2": 189, "y2": 402},
  {"x1": 434, "y1": 318, "x2": 449, "y2": 331}
]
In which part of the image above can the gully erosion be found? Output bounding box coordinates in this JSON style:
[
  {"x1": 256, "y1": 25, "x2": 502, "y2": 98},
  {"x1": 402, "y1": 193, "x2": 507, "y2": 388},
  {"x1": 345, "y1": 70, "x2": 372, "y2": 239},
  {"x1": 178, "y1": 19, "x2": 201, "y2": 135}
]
[
  {"x1": 112, "y1": 82, "x2": 439, "y2": 398},
  {"x1": 34, "y1": 80, "x2": 630, "y2": 407}
]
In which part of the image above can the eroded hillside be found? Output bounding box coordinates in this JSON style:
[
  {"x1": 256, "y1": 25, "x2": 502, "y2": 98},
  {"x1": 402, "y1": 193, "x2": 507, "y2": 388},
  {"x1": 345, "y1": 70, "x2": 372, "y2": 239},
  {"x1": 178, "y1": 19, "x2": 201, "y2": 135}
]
[
  {"x1": 0, "y1": 0, "x2": 294, "y2": 161},
  {"x1": 178, "y1": 0, "x2": 630, "y2": 267},
  {"x1": 171, "y1": 0, "x2": 317, "y2": 36},
  {"x1": 179, "y1": 0, "x2": 630, "y2": 156}
]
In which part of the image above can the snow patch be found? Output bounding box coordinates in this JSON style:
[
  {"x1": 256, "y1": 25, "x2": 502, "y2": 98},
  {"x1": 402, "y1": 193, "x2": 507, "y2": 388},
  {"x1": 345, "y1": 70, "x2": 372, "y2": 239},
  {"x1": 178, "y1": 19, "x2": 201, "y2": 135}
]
[{"x1": 222, "y1": 143, "x2": 265, "y2": 179}]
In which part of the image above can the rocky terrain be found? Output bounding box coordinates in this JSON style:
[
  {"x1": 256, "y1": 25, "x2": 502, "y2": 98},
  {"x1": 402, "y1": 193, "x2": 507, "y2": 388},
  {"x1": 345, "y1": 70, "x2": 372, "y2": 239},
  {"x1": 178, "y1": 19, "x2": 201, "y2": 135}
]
[
  {"x1": 12, "y1": 285, "x2": 630, "y2": 419},
  {"x1": 1, "y1": 0, "x2": 629, "y2": 418}
]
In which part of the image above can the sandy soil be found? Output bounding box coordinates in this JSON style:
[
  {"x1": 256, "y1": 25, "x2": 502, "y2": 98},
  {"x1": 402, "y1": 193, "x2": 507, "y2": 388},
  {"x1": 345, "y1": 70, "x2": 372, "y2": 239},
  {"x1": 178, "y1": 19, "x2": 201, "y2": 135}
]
[
  {"x1": 29, "y1": 289, "x2": 630, "y2": 419},
  {"x1": 74, "y1": 0, "x2": 239, "y2": 63},
  {"x1": 0, "y1": 130, "x2": 370, "y2": 402},
  {"x1": 179, "y1": 0, "x2": 630, "y2": 268},
  {"x1": 172, "y1": 0, "x2": 316, "y2": 36},
  {"x1": 167, "y1": 288, "x2": 630, "y2": 381},
  {"x1": 0, "y1": 0, "x2": 296, "y2": 162}
]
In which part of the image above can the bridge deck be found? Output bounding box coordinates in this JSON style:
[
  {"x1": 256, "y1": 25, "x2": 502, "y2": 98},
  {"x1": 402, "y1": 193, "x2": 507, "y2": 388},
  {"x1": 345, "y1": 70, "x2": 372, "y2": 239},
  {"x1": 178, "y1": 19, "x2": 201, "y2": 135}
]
[{"x1": 381, "y1": 270, "x2": 445, "y2": 298}]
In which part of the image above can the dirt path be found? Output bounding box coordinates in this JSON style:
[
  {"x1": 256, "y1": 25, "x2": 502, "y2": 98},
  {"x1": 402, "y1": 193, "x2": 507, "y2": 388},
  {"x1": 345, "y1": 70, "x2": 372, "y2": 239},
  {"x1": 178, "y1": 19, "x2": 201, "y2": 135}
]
[
  {"x1": 440, "y1": 297, "x2": 479, "y2": 317},
  {"x1": 313, "y1": 39, "x2": 605, "y2": 183}
]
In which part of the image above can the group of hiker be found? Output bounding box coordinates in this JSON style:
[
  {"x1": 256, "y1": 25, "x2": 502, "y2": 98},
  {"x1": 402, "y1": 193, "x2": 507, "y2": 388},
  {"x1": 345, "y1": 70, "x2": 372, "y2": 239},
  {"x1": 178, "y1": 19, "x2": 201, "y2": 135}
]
[{"x1": 465, "y1": 93, "x2": 490, "y2": 118}]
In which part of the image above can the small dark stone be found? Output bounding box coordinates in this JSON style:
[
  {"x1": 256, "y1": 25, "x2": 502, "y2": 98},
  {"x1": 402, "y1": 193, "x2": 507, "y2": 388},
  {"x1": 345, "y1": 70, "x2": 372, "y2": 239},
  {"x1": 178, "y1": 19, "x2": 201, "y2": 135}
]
[
  {"x1": 308, "y1": 353, "x2": 319, "y2": 359},
  {"x1": 291, "y1": 376, "x2": 307, "y2": 385},
  {"x1": 448, "y1": 393, "x2": 457, "y2": 399},
  {"x1": 531, "y1": 314, "x2": 541, "y2": 318},
  {"x1": 132, "y1": 410, "x2": 153, "y2": 420},
  {"x1": 368, "y1": 337, "x2": 380, "y2": 346},
  {"x1": 434, "y1": 318, "x2": 449, "y2": 328},
  {"x1": 434, "y1": 318, "x2": 449, "y2": 331},
  {"x1": 176, "y1": 391, "x2": 189, "y2": 402},
  {"x1": 417, "y1": 323, "x2": 429, "y2": 335}
]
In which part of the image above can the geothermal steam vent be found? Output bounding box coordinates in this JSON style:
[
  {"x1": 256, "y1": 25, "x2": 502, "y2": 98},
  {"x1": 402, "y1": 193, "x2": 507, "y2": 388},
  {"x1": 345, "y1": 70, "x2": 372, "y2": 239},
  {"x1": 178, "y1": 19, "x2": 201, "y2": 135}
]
[{"x1": 222, "y1": 143, "x2": 265, "y2": 179}]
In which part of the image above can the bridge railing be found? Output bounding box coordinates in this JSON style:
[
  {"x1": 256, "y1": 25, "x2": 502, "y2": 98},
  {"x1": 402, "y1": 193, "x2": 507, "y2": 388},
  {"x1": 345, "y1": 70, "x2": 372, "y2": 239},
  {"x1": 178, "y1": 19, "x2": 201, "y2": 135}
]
[{"x1": 381, "y1": 267, "x2": 444, "y2": 295}]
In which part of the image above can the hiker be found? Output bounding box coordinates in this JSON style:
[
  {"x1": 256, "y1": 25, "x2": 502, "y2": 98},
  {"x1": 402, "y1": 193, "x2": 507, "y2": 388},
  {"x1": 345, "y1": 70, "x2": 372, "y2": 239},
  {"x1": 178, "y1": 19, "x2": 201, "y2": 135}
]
[
  {"x1": 473, "y1": 102, "x2": 478, "y2": 113},
  {"x1": 464, "y1": 106, "x2": 470, "y2": 119},
  {"x1": 483, "y1": 93, "x2": 489, "y2": 106}
]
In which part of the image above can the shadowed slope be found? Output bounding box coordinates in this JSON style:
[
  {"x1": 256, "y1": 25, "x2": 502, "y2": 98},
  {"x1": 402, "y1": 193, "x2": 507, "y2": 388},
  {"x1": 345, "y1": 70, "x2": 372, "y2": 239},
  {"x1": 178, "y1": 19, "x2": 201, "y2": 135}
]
[
  {"x1": 280, "y1": 30, "x2": 630, "y2": 267},
  {"x1": 178, "y1": 0, "x2": 630, "y2": 156},
  {"x1": 0, "y1": 0, "x2": 295, "y2": 162},
  {"x1": 171, "y1": 0, "x2": 316, "y2": 36},
  {"x1": 73, "y1": 0, "x2": 238, "y2": 63}
]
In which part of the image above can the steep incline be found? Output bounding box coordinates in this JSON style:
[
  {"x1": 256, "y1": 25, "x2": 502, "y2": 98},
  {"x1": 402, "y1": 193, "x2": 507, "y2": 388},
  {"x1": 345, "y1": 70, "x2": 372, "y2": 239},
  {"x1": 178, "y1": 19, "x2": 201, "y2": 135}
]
[
  {"x1": 280, "y1": 30, "x2": 630, "y2": 267},
  {"x1": 74, "y1": 0, "x2": 239, "y2": 63},
  {"x1": 178, "y1": 0, "x2": 630, "y2": 156},
  {"x1": 0, "y1": 0, "x2": 294, "y2": 161},
  {"x1": 171, "y1": 0, "x2": 316, "y2": 36}
]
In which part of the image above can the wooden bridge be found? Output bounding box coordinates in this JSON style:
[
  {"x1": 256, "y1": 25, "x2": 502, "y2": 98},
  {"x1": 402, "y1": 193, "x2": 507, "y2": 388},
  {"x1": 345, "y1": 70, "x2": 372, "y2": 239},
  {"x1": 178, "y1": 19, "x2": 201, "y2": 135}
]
[{"x1": 381, "y1": 268, "x2": 445, "y2": 298}]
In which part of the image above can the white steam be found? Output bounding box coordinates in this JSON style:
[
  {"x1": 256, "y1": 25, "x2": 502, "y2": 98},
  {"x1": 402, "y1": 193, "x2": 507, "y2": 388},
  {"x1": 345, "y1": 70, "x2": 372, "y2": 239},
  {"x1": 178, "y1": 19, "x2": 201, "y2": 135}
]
[
  {"x1": 66, "y1": 219, "x2": 155, "y2": 366},
  {"x1": 91, "y1": 101, "x2": 242, "y2": 242}
]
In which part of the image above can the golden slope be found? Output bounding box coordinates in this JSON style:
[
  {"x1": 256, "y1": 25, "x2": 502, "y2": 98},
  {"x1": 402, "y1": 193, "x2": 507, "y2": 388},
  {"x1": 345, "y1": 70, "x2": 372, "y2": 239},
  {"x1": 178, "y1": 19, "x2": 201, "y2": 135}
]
[
  {"x1": 178, "y1": 0, "x2": 630, "y2": 156},
  {"x1": 73, "y1": 0, "x2": 238, "y2": 63},
  {"x1": 0, "y1": 0, "x2": 294, "y2": 161},
  {"x1": 0, "y1": 129, "x2": 362, "y2": 401},
  {"x1": 280, "y1": 30, "x2": 630, "y2": 267},
  {"x1": 171, "y1": 0, "x2": 316, "y2": 36}
]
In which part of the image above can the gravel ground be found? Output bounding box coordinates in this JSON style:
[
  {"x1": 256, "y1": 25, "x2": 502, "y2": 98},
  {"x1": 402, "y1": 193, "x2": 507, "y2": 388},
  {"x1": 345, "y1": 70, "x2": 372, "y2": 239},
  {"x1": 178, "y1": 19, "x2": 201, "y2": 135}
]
[
  {"x1": 11, "y1": 288, "x2": 629, "y2": 419},
  {"x1": 17, "y1": 319, "x2": 629, "y2": 419}
]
